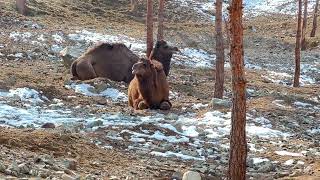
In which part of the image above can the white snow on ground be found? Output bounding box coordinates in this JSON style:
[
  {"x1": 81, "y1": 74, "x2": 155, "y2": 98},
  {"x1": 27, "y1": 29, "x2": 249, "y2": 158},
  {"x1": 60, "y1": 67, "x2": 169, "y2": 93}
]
[
  {"x1": 284, "y1": 159, "x2": 295, "y2": 166},
  {"x1": 192, "y1": 103, "x2": 208, "y2": 109},
  {"x1": 173, "y1": 48, "x2": 215, "y2": 68},
  {"x1": 65, "y1": 83, "x2": 127, "y2": 101},
  {"x1": 150, "y1": 151, "x2": 205, "y2": 161},
  {"x1": 9, "y1": 32, "x2": 32, "y2": 42},
  {"x1": 52, "y1": 33, "x2": 64, "y2": 43},
  {"x1": 252, "y1": 157, "x2": 270, "y2": 164},
  {"x1": 7, "y1": 88, "x2": 48, "y2": 104},
  {"x1": 68, "y1": 30, "x2": 146, "y2": 53},
  {"x1": 275, "y1": 151, "x2": 304, "y2": 157},
  {"x1": 293, "y1": 101, "x2": 313, "y2": 108}
]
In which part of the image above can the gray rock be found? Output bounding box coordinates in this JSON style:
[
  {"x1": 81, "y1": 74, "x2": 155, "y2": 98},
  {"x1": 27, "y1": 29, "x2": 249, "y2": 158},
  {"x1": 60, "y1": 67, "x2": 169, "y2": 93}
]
[
  {"x1": 257, "y1": 161, "x2": 276, "y2": 173},
  {"x1": 41, "y1": 122, "x2": 56, "y2": 129},
  {"x1": 289, "y1": 169, "x2": 303, "y2": 177},
  {"x1": 18, "y1": 163, "x2": 31, "y2": 174},
  {"x1": 172, "y1": 171, "x2": 183, "y2": 180},
  {"x1": 59, "y1": 46, "x2": 85, "y2": 69},
  {"x1": 273, "y1": 172, "x2": 290, "y2": 179},
  {"x1": 84, "y1": 174, "x2": 97, "y2": 180},
  {"x1": 0, "y1": 162, "x2": 6, "y2": 173},
  {"x1": 64, "y1": 159, "x2": 77, "y2": 170},
  {"x1": 86, "y1": 120, "x2": 103, "y2": 129},
  {"x1": 6, "y1": 162, "x2": 20, "y2": 176},
  {"x1": 182, "y1": 171, "x2": 201, "y2": 180},
  {"x1": 210, "y1": 98, "x2": 231, "y2": 108}
]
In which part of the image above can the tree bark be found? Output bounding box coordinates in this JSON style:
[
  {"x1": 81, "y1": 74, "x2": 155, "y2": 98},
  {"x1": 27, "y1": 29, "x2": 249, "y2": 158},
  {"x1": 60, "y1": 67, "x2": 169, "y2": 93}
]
[
  {"x1": 310, "y1": 0, "x2": 319, "y2": 37},
  {"x1": 157, "y1": 0, "x2": 165, "y2": 41},
  {"x1": 228, "y1": 0, "x2": 247, "y2": 179},
  {"x1": 301, "y1": 0, "x2": 308, "y2": 50},
  {"x1": 146, "y1": 0, "x2": 154, "y2": 58},
  {"x1": 294, "y1": 0, "x2": 302, "y2": 87},
  {"x1": 214, "y1": 0, "x2": 225, "y2": 99},
  {"x1": 16, "y1": 0, "x2": 27, "y2": 15}
]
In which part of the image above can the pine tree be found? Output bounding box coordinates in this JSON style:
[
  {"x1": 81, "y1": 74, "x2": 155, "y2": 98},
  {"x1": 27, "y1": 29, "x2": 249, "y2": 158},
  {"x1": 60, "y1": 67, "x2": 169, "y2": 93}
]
[
  {"x1": 214, "y1": 0, "x2": 225, "y2": 99},
  {"x1": 16, "y1": 0, "x2": 27, "y2": 15},
  {"x1": 310, "y1": 0, "x2": 319, "y2": 37},
  {"x1": 294, "y1": 0, "x2": 302, "y2": 87},
  {"x1": 228, "y1": 0, "x2": 247, "y2": 179},
  {"x1": 301, "y1": 0, "x2": 308, "y2": 50},
  {"x1": 157, "y1": 0, "x2": 165, "y2": 41},
  {"x1": 146, "y1": 0, "x2": 154, "y2": 58}
]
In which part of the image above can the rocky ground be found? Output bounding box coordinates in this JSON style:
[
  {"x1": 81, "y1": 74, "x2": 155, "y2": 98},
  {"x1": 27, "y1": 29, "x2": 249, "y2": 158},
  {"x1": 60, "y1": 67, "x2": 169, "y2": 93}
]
[{"x1": 0, "y1": 0, "x2": 320, "y2": 179}]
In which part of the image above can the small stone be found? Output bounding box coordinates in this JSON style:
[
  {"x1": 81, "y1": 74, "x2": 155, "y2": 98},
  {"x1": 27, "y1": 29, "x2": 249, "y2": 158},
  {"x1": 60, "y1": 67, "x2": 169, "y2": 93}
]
[
  {"x1": 18, "y1": 163, "x2": 31, "y2": 174},
  {"x1": 84, "y1": 174, "x2": 97, "y2": 180},
  {"x1": 62, "y1": 174, "x2": 77, "y2": 180},
  {"x1": 86, "y1": 120, "x2": 103, "y2": 129},
  {"x1": 273, "y1": 172, "x2": 290, "y2": 178},
  {"x1": 0, "y1": 162, "x2": 6, "y2": 173},
  {"x1": 41, "y1": 123, "x2": 56, "y2": 129},
  {"x1": 172, "y1": 171, "x2": 183, "y2": 180},
  {"x1": 182, "y1": 171, "x2": 201, "y2": 180},
  {"x1": 210, "y1": 98, "x2": 231, "y2": 108},
  {"x1": 64, "y1": 159, "x2": 77, "y2": 170},
  {"x1": 257, "y1": 162, "x2": 276, "y2": 173}
]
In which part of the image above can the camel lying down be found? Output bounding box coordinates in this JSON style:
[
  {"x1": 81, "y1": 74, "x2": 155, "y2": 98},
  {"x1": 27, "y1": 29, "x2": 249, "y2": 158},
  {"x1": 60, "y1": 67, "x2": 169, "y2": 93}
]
[
  {"x1": 128, "y1": 58, "x2": 171, "y2": 110},
  {"x1": 70, "y1": 40, "x2": 178, "y2": 83}
]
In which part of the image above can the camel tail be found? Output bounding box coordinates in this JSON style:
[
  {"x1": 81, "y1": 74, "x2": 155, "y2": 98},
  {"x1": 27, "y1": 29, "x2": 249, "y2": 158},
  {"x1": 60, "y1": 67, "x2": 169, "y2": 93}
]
[{"x1": 71, "y1": 60, "x2": 78, "y2": 80}]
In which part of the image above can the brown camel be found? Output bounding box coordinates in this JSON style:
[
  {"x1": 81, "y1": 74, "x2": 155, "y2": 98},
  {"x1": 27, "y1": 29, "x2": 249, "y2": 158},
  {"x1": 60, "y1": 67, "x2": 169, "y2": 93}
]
[
  {"x1": 149, "y1": 40, "x2": 179, "y2": 76},
  {"x1": 70, "y1": 41, "x2": 178, "y2": 83},
  {"x1": 128, "y1": 58, "x2": 171, "y2": 110}
]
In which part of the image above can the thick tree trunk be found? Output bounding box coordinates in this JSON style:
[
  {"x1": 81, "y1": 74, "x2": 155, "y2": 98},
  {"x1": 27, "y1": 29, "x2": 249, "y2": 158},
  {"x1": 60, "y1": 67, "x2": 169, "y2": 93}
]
[
  {"x1": 157, "y1": 0, "x2": 165, "y2": 41},
  {"x1": 146, "y1": 0, "x2": 154, "y2": 58},
  {"x1": 294, "y1": 0, "x2": 302, "y2": 87},
  {"x1": 228, "y1": 0, "x2": 247, "y2": 179},
  {"x1": 214, "y1": 0, "x2": 225, "y2": 99},
  {"x1": 301, "y1": 0, "x2": 308, "y2": 50},
  {"x1": 310, "y1": 0, "x2": 319, "y2": 37},
  {"x1": 16, "y1": 0, "x2": 27, "y2": 15}
]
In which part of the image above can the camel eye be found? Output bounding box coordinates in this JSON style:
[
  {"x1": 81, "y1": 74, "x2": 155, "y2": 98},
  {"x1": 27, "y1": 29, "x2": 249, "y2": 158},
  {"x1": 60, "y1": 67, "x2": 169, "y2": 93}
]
[
  {"x1": 143, "y1": 63, "x2": 147, "y2": 67},
  {"x1": 164, "y1": 45, "x2": 168, "y2": 49}
]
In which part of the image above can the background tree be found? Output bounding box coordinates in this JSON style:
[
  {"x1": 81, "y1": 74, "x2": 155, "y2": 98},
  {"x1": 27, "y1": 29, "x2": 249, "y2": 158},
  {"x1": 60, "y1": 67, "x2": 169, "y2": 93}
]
[
  {"x1": 130, "y1": 0, "x2": 137, "y2": 12},
  {"x1": 157, "y1": 0, "x2": 165, "y2": 41},
  {"x1": 16, "y1": 0, "x2": 27, "y2": 15},
  {"x1": 310, "y1": 0, "x2": 319, "y2": 37},
  {"x1": 301, "y1": 0, "x2": 308, "y2": 50},
  {"x1": 294, "y1": 0, "x2": 303, "y2": 87},
  {"x1": 146, "y1": 0, "x2": 154, "y2": 58},
  {"x1": 214, "y1": 0, "x2": 225, "y2": 99},
  {"x1": 228, "y1": 0, "x2": 247, "y2": 179}
]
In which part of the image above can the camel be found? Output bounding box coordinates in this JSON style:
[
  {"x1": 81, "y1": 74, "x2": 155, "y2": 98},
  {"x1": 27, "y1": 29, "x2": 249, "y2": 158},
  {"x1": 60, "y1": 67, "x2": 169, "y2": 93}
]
[
  {"x1": 70, "y1": 41, "x2": 178, "y2": 83},
  {"x1": 128, "y1": 58, "x2": 171, "y2": 110}
]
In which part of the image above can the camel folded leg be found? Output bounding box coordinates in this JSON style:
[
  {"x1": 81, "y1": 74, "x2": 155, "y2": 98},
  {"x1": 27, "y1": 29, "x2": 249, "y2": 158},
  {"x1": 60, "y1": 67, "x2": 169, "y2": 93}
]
[{"x1": 159, "y1": 100, "x2": 172, "y2": 110}]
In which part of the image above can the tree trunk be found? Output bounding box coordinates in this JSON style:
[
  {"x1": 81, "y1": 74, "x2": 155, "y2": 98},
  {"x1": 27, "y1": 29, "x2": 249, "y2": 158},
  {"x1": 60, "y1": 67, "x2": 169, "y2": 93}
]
[
  {"x1": 146, "y1": 0, "x2": 154, "y2": 58},
  {"x1": 310, "y1": 0, "x2": 319, "y2": 37},
  {"x1": 130, "y1": 0, "x2": 137, "y2": 12},
  {"x1": 16, "y1": 0, "x2": 27, "y2": 15},
  {"x1": 228, "y1": 0, "x2": 247, "y2": 179},
  {"x1": 294, "y1": 0, "x2": 302, "y2": 87},
  {"x1": 157, "y1": 0, "x2": 165, "y2": 41},
  {"x1": 301, "y1": 0, "x2": 308, "y2": 50},
  {"x1": 214, "y1": 0, "x2": 225, "y2": 99}
]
